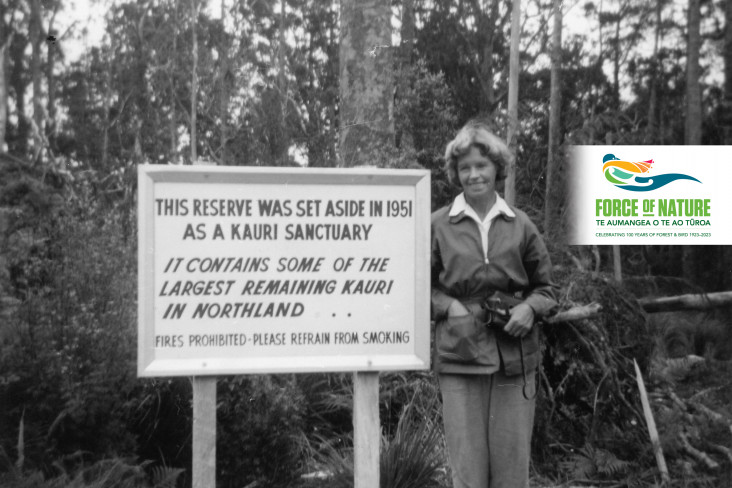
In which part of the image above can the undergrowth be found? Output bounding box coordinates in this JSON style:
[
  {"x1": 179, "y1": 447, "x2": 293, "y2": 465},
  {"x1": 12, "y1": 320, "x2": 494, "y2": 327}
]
[
  {"x1": 0, "y1": 453, "x2": 184, "y2": 488},
  {"x1": 305, "y1": 376, "x2": 447, "y2": 488}
]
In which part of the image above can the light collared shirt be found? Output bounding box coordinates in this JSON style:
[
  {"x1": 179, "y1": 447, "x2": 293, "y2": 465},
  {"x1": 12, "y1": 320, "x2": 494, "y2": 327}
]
[{"x1": 449, "y1": 192, "x2": 516, "y2": 264}]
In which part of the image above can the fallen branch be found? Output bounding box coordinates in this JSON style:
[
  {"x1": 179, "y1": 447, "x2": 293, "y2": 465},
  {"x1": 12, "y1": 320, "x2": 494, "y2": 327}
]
[
  {"x1": 544, "y1": 290, "x2": 732, "y2": 326},
  {"x1": 569, "y1": 480, "x2": 619, "y2": 486},
  {"x1": 545, "y1": 302, "x2": 602, "y2": 324},
  {"x1": 639, "y1": 291, "x2": 732, "y2": 313}
]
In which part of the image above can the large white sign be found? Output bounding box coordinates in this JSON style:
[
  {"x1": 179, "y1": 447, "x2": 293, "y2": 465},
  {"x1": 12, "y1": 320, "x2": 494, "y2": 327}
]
[
  {"x1": 138, "y1": 166, "x2": 431, "y2": 376},
  {"x1": 569, "y1": 145, "x2": 732, "y2": 245}
]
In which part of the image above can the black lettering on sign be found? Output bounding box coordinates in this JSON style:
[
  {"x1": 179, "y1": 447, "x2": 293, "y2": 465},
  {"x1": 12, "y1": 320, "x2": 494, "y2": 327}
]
[
  {"x1": 155, "y1": 334, "x2": 185, "y2": 347},
  {"x1": 156, "y1": 198, "x2": 189, "y2": 216},
  {"x1": 162, "y1": 303, "x2": 187, "y2": 319},
  {"x1": 258, "y1": 199, "x2": 292, "y2": 217},
  {"x1": 183, "y1": 223, "x2": 206, "y2": 240}
]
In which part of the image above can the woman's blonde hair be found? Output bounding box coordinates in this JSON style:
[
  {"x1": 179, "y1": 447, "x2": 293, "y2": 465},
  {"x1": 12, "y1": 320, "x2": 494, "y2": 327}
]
[{"x1": 443, "y1": 121, "x2": 514, "y2": 187}]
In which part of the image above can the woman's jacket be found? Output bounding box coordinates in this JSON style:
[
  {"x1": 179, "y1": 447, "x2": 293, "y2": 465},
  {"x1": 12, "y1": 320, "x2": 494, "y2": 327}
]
[{"x1": 431, "y1": 197, "x2": 558, "y2": 375}]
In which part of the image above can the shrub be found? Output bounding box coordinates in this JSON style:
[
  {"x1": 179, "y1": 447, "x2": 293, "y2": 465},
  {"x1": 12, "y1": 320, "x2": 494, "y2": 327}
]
[
  {"x1": 534, "y1": 269, "x2": 654, "y2": 481},
  {"x1": 217, "y1": 375, "x2": 309, "y2": 487},
  {"x1": 1, "y1": 176, "x2": 139, "y2": 468}
]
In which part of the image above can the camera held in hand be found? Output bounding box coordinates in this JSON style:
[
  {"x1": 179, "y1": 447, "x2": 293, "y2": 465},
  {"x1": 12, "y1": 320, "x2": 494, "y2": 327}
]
[{"x1": 482, "y1": 291, "x2": 522, "y2": 327}]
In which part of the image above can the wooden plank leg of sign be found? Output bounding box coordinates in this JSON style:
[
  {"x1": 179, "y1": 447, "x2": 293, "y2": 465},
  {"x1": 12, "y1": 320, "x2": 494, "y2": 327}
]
[
  {"x1": 353, "y1": 371, "x2": 380, "y2": 488},
  {"x1": 192, "y1": 376, "x2": 217, "y2": 488}
]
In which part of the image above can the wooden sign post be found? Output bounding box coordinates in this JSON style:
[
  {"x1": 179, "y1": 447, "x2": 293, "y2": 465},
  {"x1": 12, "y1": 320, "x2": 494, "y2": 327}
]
[
  {"x1": 138, "y1": 166, "x2": 430, "y2": 487},
  {"x1": 353, "y1": 372, "x2": 380, "y2": 488},
  {"x1": 192, "y1": 377, "x2": 217, "y2": 487}
]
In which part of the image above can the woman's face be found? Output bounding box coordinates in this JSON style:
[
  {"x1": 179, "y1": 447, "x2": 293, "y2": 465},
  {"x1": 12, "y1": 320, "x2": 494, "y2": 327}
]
[{"x1": 457, "y1": 146, "x2": 497, "y2": 201}]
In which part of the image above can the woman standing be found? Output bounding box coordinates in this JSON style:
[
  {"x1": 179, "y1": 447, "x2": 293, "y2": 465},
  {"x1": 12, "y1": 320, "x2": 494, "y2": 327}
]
[{"x1": 431, "y1": 121, "x2": 557, "y2": 488}]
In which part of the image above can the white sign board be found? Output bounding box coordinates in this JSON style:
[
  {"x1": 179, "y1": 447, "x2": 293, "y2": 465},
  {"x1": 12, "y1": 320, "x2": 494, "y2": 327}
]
[{"x1": 138, "y1": 166, "x2": 431, "y2": 376}]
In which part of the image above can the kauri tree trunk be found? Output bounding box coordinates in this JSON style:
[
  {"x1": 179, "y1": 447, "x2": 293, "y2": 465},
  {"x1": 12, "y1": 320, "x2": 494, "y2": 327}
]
[
  {"x1": 0, "y1": 33, "x2": 12, "y2": 152},
  {"x1": 396, "y1": 0, "x2": 415, "y2": 151},
  {"x1": 722, "y1": 0, "x2": 732, "y2": 290},
  {"x1": 30, "y1": 0, "x2": 43, "y2": 160},
  {"x1": 646, "y1": 0, "x2": 662, "y2": 144},
  {"x1": 190, "y1": 0, "x2": 199, "y2": 164},
  {"x1": 685, "y1": 0, "x2": 702, "y2": 146},
  {"x1": 339, "y1": 0, "x2": 394, "y2": 167},
  {"x1": 45, "y1": 7, "x2": 58, "y2": 145},
  {"x1": 219, "y1": 0, "x2": 230, "y2": 165},
  {"x1": 545, "y1": 0, "x2": 562, "y2": 238},
  {"x1": 682, "y1": 0, "x2": 704, "y2": 287},
  {"x1": 723, "y1": 0, "x2": 732, "y2": 145},
  {"x1": 275, "y1": 0, "x2": 289, "y2": 166},
  {"x1": 505, "y1": 0, "x2": 521, "y2": 205}
]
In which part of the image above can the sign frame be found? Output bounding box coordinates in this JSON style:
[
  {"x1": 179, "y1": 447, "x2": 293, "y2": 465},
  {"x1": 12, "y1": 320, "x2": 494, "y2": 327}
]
[{"x1": 137, "y1": 165, "x2": 431, "y2": 377}]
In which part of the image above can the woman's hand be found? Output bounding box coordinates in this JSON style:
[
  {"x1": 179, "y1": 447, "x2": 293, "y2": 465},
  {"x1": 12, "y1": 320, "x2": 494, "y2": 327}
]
[
  {"x1": 503, "y1": 303, "x2": 535, "y2": 338},
  {"x1": 447, "y1": 299, "x2": 470, "y2": 317}
]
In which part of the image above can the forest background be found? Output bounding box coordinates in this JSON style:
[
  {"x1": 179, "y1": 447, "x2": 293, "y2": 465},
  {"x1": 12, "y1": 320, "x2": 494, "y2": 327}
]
[{"x1": 1, "y1": 0, "x2": 732, "y2": 487}]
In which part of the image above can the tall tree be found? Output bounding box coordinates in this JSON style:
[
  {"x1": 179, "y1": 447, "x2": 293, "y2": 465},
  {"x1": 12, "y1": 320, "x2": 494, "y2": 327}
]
[
  {"x1": 132, "y1": 1, "x2": 152, "y2": 166},
  {"x1": 471, "y1": 0, "x2": 500, "y2": 113},
  {"x1": 9, "y1": 7, "x2": 29, "y2": 155},
  {"x1": 683, "y1": 0, "x2": 705, "y2": 288},
  {"x1": 45, "y1": 5, "x2": 59, "y2": 145},
  {"x1": 339, "y1": 3, "x2": 393, "y2": 485},
  {"x1": 400, "y1": 0, "x2": 415, "y2": 67},
  {"x1": 504, "y1": 0, "x2": 520, "y2": 205},
  {"x1": 685, "y1": 0, "x2": 702, "y2": 145},
  {"x1": 0, "y1": 31, "x2": 12, "y2": 152},
  {"x1": 190, "y1": 0, "x2": 199, "y2": 163},
  {"x1": 338, "y1": 0, "x2": 394, "y2": 167},
  {"x1": 218, "y1": 0, "x2": 230, "y2": 164},
  {"x1": 288, "y1": 0, "x2": 339, "y2": 166},
  {"x1": 170, "y1": 0, "x2": 179, "y2": 163},
  {"x1": 396, "y1": 0, "x2": 415, "y2": 152},
  {"x1": 544, "y1": 0, "x2": 562, "y2": 236},
  {"x1": 595, "y1": 0, "x2": 651, "y2": 111},
  {"x1": 100, "y1": 35, "x2": 113, "y2": 171},
  {"x1": 721, "y1": 0, "x2": 732, "y2": 291},
  {"x1": 276, "y1": 0, "x2": 289, "y2": 165},
  {"x1": 725, "y1": 0, "x2": 732, "y2": 145},
  {"x1": 30, "y1": 0, "x2": 43, "y2": 159},
  {"x1": 610, "y1": 3, "x2": 622, "y2": 104},
  {"x1": 645, "y1": 0, "x2": 663, "y2": 144}
]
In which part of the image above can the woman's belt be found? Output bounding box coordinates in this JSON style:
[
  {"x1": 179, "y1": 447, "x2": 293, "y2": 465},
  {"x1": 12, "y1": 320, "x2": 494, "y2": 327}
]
[{"x1": 461, "y1": 300, "x2": 488, "y2": 322}]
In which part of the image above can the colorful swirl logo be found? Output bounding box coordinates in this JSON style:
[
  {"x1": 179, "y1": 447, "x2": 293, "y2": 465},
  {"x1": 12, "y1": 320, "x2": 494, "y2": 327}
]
[{"x1": 603, "y1": 154, "x2": 700, "y2": 191}]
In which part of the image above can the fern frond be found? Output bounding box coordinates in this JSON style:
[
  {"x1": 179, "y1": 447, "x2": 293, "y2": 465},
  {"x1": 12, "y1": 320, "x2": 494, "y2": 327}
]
[
  {"x1": 151, "y1": 465, "x2": 185, "y2": 488},
  {"x1": 562, "y1": 444, "x2": 631, "y2": 480},
  {"x1": 651, "y1": 355, "x2": 704, "y2": 383},
  {"x1": 593, "y1": 448, "x2": 631, "y2": 477}
]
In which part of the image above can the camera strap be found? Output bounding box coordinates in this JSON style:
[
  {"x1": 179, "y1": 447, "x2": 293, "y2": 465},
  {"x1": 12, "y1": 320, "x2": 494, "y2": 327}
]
[
  {"x1": 481, "y1": 291, "x2": 537, "y2": 401},
  {"x1": 518, "y1": 337, "x2": 536, "y2": 401}
]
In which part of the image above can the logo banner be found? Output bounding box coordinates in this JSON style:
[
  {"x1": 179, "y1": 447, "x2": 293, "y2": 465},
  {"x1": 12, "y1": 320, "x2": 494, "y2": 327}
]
[{"x1": 569, "y1": 146, "x2": 732, "y2": 245}]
